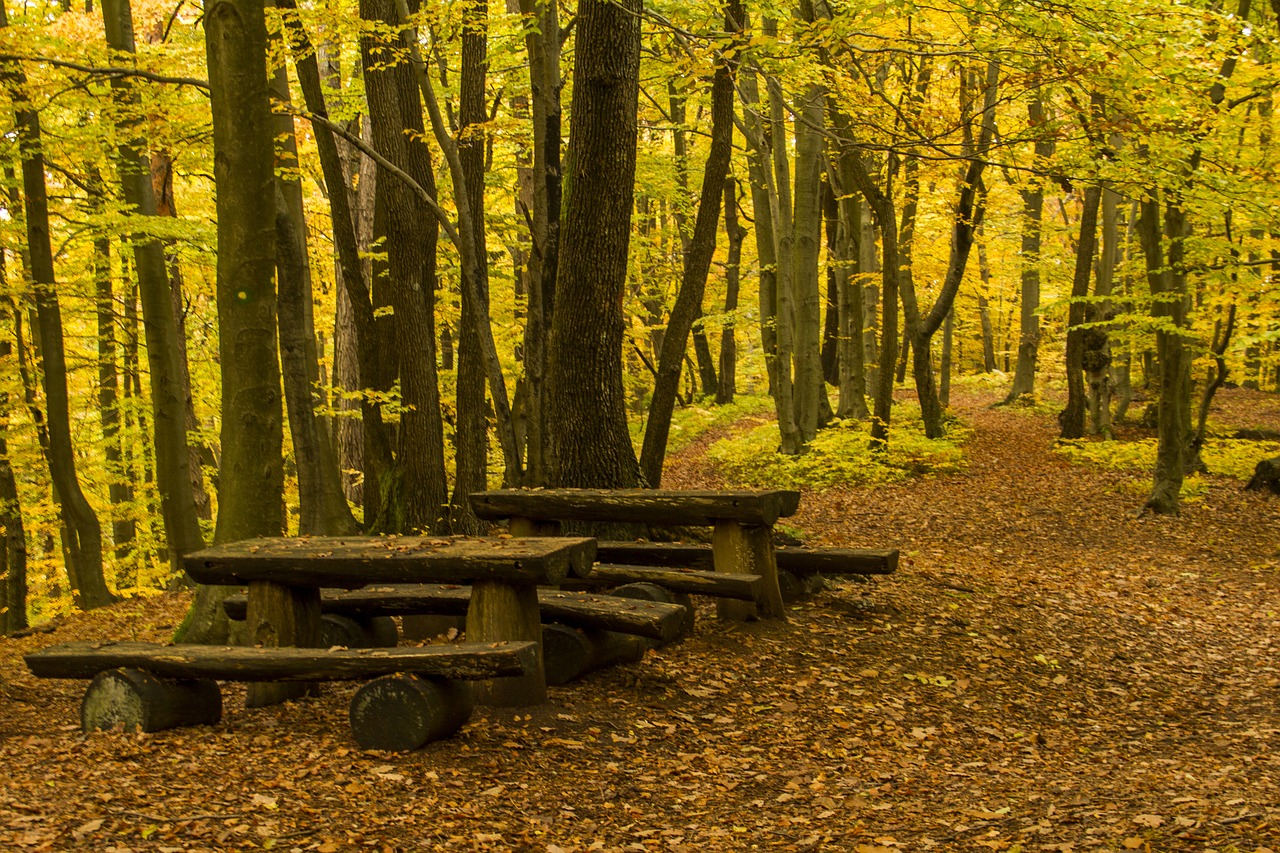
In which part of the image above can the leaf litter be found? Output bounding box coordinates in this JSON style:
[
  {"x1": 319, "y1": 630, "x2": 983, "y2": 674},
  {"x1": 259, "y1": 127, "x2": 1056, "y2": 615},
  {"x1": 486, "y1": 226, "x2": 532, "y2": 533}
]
[{"x1": 1, "y1": 387, "x2": 1278, "y2": 851}]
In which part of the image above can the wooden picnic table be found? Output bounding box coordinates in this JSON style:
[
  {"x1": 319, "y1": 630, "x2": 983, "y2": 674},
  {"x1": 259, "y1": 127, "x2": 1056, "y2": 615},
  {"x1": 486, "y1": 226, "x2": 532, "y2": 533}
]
[
  {"x1": 470, "y1": 489, "x2": 800, "y2": 620},
  {"x1": 184, "y1": 535, "x2": 597, "y2": 707}
]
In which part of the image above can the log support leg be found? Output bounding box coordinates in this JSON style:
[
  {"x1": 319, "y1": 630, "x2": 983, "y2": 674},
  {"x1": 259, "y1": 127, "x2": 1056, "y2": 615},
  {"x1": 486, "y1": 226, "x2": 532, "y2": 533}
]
[
  {"x1": 348, "y1": 674, "x2": 473, "y2": 751},
  {"x1": 320, "y1": 614, "x2": 399, "y2": 649},
  {"x1": 81, "y1": 668, "x2": 221, "y2": 733},
  {"x1": 245, "y1": 580, "x2": 322, "y2": 709},
  {"x1": 466, "y1": 581, "x2": 545, "y2": 706},
  {"x1": 541, "y1": 623, "x2": 647, "y2": 685},
  {"x1": 611, "y1": 582, "x2": 695, "y2": 638},
  {"x1": 712, "y1": 521, "x2": 786, "y2": 621}
]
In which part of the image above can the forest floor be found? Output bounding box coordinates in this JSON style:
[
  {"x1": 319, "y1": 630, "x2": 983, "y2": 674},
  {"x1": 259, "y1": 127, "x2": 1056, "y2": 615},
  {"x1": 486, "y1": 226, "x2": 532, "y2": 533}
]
[{"x1": 2, "y1": 386, "x2": 1279, "y2": 853}]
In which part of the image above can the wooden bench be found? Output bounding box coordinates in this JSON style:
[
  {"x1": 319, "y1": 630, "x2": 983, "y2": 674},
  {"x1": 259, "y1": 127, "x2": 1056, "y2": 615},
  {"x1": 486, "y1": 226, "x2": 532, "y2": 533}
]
[
  {"x1": 593, "y1": 542, "x2": 898, "y2": 601},
  {"x1": 184, "y1": 535, "x2": 597, "y2": 708},
  {"x1": 471, "y1": 489, "x2": 800, "y2": 621},
  {"x1": 24, "y1": 640, "x2": 536, "y2": 751}
]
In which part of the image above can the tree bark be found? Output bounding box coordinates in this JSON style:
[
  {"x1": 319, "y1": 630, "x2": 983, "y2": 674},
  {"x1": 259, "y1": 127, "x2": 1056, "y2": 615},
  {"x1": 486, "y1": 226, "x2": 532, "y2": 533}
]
[
  {"x1": 185, "y1": 0, "x2": 285, "y2": 644},
  {"x1": 829, "y1": 151, "x2": 869, "y2": 419},
  {"x1": 791, "y1": 76, "x2": 830, "y2": 443},
  {"x1": 0, "y1": 334, "x2": 27, "y2": 633},
  {"x1": 546, "y1": 0, "x2": 642, "y2": 488}
]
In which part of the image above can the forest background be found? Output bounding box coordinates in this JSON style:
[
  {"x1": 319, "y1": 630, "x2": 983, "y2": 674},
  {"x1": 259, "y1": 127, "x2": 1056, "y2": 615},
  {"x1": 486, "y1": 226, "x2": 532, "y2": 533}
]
[{"x1": 0, "y1": 0, "x2": 1278, "y2": 641}]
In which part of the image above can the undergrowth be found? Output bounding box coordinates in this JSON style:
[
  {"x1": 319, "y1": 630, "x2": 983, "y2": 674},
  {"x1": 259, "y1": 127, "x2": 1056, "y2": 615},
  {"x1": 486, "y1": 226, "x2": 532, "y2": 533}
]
[
  {"x1": 1055, "y1": 436, "x2": 1280, "y2": 481},
  {"x1": 657, "y1": 395, "x2": 775, "y2": 454},
  {"x1": 705, "y1": 401, "x2": 969, "y2": 489}
]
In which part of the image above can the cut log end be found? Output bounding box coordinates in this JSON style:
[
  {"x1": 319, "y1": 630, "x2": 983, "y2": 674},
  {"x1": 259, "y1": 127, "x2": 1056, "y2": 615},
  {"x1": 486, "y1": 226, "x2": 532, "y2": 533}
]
[
  {"x1": 349, "y1": 674, "x2": 474, "y2": 752},
  {"x1": 81, "y1": 668, "x2": 222, "y2": 734}
]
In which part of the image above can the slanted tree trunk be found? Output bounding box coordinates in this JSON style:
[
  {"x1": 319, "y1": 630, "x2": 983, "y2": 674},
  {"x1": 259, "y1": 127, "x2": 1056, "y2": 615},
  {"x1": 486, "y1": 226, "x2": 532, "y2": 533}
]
[
  {"x1": 639, "y1": 0, "x2": 739, "y2": 488},
  {"x1": 184, "y1": 0, "x2": 286, "y2": 645},
  {"x1": 546, "y1": 0, "x2": 642, "y2": 488},
  {"x1": 101, "y1": 0, "x2": 207, "y2": 579},
  {"x1": 1, "y1": 13, "x2": 115, "y2": 610},
  {"x1": 1004, "y1": 92, "x2": 1053, "y2": 403}
]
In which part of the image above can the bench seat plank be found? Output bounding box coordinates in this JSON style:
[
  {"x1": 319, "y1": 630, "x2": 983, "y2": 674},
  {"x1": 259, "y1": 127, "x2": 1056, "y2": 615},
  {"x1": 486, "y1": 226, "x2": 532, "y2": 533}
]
[
  {"x1": 25, "y1": 640, "x2": 537, "y2": 682},
  {"x1": 594, "y1": 542, "x2": 899, "y2": 576},
  {"x1": 470, "y1": 489, "x2": 801, "y2": 527},
  {"x1": 224, "y1": 585, "x2": 688, "y2": 643},
  {"x1": 184, "y1": 536, "x2": 597, "y2": 588}
]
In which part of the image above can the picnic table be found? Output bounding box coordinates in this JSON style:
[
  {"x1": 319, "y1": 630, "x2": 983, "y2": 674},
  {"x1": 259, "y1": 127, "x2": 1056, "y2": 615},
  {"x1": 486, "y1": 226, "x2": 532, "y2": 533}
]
[
  {"x1": 470, "y1": 489, "x2": 800, "y2": 620},
  {"x1": 27, "y1": 535, "x2": 597, "y2": 750}
]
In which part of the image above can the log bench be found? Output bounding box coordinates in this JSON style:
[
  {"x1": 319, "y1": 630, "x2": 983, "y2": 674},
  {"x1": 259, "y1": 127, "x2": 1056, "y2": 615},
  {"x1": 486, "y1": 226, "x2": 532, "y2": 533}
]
[
  {"x1": 593, "y1": 542, "x2": 898, "y2": 601},
  {"x1": 23, "y1": 640, "x2": 536, "y2": 751},
  {"x1": 184, "y1": 535, "x2": 597, "y2": 707},
  {"x1": 470, "y1": 489, "x2": 800, "y2": 621}
]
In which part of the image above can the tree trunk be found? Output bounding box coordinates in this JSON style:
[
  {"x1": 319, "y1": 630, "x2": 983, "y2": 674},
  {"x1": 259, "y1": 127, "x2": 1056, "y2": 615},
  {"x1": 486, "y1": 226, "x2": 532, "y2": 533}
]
[
  {"x1": 1059, "y1": 184, "x2": 1102, "y2": 439},
  {"x1": 1137, "y1": 196, "x2": 1193, "y2": 515},
  {"x1": 1, "y1": 15, "x2": 115, "y2": 610},
  {"x1": 360, "y1": 0, "x2": 449, "y2": 532},
  {"x1": 940, "y1": 306, "x2": 954, "y2": 407},
  {"x1": 716, "y1": 176, "x2": 744, "y2": 405},
  {"x1": 976, "y1": 238, "x2": 996, "y2": 373},
  {"x1": 638, "y1": 0, "x2": 738, "y2": 487},
  {"x1": 451, "y1": 0, "x2": 491, "y2": 531},
  {"x1": 546, "y1": 0, "x2": 642, "y2": 488},
  {"x1": 1004, "y1": 93, "x2": 1053, "y2": 403},
  {"x1": 0, "y1": 335, "x2": 27, "y2": 634},
  {"x1": 187, "y1": 0, "x2": 286, "y2": 645},
  {"x1": 791, "y1": 78, "x2": 829, "y2": 443},
  {"x1": 515, "y1": 0, "x2": 562, "y2": 486},
  {"x1": 829, "y1": 150, "x2": 869, "y2": 420},
  {"x1": 1087, "y1": 184, "x2": 1121, "y2": 439}
]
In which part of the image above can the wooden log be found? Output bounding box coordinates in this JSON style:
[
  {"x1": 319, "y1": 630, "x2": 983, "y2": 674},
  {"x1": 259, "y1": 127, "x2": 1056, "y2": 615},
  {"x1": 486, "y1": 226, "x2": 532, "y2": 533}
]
[
  {"x1": 466, "y1": 581, "x2": 544, "y2": 706},
  {"x1": 224, "y1": 586, "x2": 686, "y2": 642},
  {"x1": 588, "y1": 564, "x2": 761, "y2": 600},
  {"x1": 540, "y1": 623, "x2": 646, "y2": 685},
  {"x1": 777, "y1": 568, "x2": 803, "y2": 605},
  {"x1": 611, "y1": 583, "x2": 695, "y2": 636},
  {"x1": 25, "y1": 641, "x2": 538, "y2": 681},
  {"x1": 245, "y1": 579, "x2": 322, "y2": 709},
  {"x1": 594, "y1": 542, "x2": 899, "y2": 576},
  {"x1": 400, "y1": 614, "x2": 465, "y2": 642},
  {"x1": 348, "y1": 675, "x2": 473, "y2": 751},
  {"x1": 319, "y1": 614, "x2": 398, "y2": 649},
  {"x1": 80, "y1": 668, "x2": 222, "y2": 733},
  {"x1": 470, "y1": 489, "x2": 801, "y2": 527},
  {"x1": 713, "y1": 522, "x2": 785, "y2": 621},
  {"x1": 184, "y1": 535, "x2": 597, "y2": 587}
]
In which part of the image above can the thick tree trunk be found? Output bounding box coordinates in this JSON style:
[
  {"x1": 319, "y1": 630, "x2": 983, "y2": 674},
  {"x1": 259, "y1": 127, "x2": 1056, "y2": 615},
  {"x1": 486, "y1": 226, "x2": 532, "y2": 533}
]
[
  {"x1": 186, "y1": 0, "x2": 285, "y2": 645},
  {"x1": 639, "y1": 2, "x2": 738, "y2": 487},
  {"x1": 1086, "y1": 185, "x2": 1121, "y2": 439},
  {"x1": 546, "y1": 0, "x2": 642, "y2": 488},
  {"x1": 829, "y1": 151, "x2": 869, "y2": 420}
]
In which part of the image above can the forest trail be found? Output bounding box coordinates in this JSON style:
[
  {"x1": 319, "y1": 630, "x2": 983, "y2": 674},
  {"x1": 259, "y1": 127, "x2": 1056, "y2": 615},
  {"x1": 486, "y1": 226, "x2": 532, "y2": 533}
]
[{"x1": 1, "y1": 388, "x2": 1279, "y2": 851}]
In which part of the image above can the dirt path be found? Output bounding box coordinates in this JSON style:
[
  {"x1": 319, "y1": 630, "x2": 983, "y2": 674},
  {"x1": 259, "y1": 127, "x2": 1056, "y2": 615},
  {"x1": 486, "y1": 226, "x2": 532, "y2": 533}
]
[{"x1": 2, "y1": 389, "x2": 1278, "y2": 852}]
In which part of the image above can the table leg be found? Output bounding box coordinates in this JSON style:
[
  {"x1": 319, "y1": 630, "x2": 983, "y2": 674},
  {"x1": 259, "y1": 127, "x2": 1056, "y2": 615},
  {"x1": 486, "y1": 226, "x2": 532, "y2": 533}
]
[
  {"x1": 466, "y1": 581, "x2": 546, "y2": 705},
  {"x1": 244, "y1": 580, "x2": 322, "y2": 708},
  {"x1": 712, "y1": 521, "x2": 787, "y2": 621}
]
